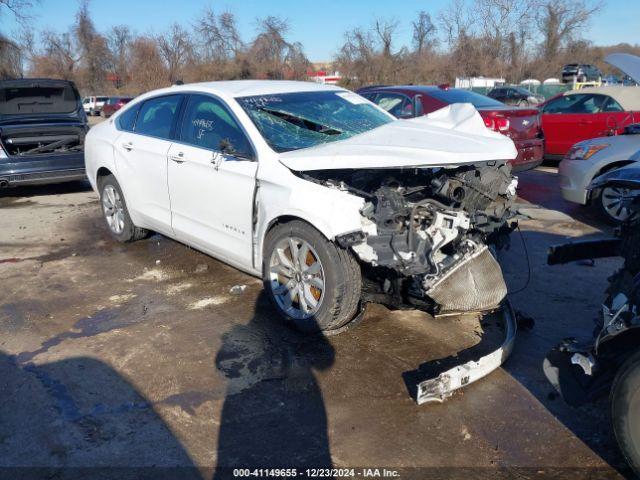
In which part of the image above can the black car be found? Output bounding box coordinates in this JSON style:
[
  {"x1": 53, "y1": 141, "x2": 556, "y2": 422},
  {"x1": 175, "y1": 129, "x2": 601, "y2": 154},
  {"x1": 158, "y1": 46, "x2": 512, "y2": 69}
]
[
  {"x1": 0, "y1": 78, "x2": 88, "y2": 188},
  {"x1": 561, "y1": 63, "x2": 602, "y2": 83},
  {"x1": 486, "y1": 86, "x2": 545, "y2": 106}
]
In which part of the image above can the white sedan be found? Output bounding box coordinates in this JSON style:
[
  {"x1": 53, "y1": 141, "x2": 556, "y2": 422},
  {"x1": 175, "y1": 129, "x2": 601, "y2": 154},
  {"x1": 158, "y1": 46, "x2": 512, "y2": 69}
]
[{"x1": 85, "y1": 80, "x2": 518, "y2": 334}]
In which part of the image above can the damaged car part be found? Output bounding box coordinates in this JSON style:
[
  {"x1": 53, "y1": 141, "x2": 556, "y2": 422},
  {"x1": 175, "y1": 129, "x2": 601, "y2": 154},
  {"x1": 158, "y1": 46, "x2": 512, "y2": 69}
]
[
  {"x1": 302, "y1": 162, "x2": 517, "y2": 314},
  {"x1": 417, "y1": 300, "x2": 517, "y2": 404},
  {"x1": 545, "y1": 163, "x2": 640, "y2": 475}
]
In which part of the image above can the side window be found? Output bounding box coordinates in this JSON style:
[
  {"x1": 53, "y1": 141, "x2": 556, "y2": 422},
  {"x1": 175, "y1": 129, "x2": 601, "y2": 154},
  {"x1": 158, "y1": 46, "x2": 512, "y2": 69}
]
[
  {"x1": 603, "y1": 96, "x2": 624, "y2": 112},
  {"x1": 179, "y1": 94, "x2": 253, "y2": 159},
  {"x1": 116, "y1": 104, "x2": 140, "y2": 132},
  {"x1": 135, "y1": 95, "x2": 181, "y2": 139},
  {"x1": 359, "y1": 92, "x2": 377, "y2": 102},
  {"x1": 372, "y1": 93, "x2": 414, "y2": 118},
  {"x1": 543, "y1": 94, "x2": 586, "y2": 114}
]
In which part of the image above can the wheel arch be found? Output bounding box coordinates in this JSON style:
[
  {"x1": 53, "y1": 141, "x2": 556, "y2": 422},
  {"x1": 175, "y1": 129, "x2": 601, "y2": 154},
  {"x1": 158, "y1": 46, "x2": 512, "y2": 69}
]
[{"x1": 588, "y1": 160, "x2": 635, "y2": 203}]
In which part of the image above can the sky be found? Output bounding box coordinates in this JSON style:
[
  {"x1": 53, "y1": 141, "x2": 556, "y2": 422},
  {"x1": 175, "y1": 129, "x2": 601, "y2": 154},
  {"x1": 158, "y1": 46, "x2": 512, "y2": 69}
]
[{"x1": 1, "y1": 0, "x2": 638, "y2": 62}]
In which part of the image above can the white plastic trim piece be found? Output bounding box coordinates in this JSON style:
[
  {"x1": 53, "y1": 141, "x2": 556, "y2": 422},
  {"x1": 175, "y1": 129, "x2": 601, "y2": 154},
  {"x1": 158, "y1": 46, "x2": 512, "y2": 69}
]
[{"x1": 416, "y1": 301, "x2": 517, "y2": 405}]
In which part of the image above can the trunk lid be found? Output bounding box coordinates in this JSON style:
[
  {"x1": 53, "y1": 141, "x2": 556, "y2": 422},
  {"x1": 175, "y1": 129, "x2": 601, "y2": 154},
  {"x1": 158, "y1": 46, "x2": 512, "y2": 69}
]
[
  {"x1": 0, "y1": 79, "x2": 86, "y2": 157},
  {"x1": 478, "y1": 107, "x2": 541, "y2": 141}
]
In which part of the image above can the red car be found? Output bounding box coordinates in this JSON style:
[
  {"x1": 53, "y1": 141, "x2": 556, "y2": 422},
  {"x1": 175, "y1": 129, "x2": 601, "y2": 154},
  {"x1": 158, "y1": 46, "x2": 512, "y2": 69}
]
[
  {"x1": 101, "y1": 96, "x2": 133, "y2": 118},
  {"x1": 539, "y1": 86, "x2": 640, "y2": 160},
  {"x1": 357, "y1": 85, "x2": 544, "y2": 172}
]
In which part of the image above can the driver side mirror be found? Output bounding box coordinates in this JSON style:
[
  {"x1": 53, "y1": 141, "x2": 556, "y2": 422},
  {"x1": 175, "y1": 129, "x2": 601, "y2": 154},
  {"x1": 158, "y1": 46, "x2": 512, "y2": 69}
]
[{"x1": 218, "y1": 138, "x2": 255, "y2": 161}]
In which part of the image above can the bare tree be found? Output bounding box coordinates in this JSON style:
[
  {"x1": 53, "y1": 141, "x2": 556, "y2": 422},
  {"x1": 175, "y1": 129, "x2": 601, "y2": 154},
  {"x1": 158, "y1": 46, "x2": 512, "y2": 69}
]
[
  {"x1": 107, "y1": 25, "x2": 131, "y2": 89},
  {"x1": 250, "y1": 16, "x2": 307, "y2": 79},
  {"x1": 537, "y1": 1, "x2": 602, "y2": 61},
  {"x1": 74, "y1": 0, "x2": 109, "y2": 91},
  {"x1": 412, "y1": 11, "x2": 437, "y2": 54},
  {"x1": 195, "y1": 7, "x2": 242, "y2": 61},
  {"x1": 0, "y1": 0, "x2": 38, "y2": 25},
  {"x1": 0, "y1": 35, "x2": 22, "y2": 78},
  {"x1": 157, "y1": 23, "x2": 193, "y2": 83},
  {"x1": 374, "y1": 18, "x2": 399, "y2": 57}
]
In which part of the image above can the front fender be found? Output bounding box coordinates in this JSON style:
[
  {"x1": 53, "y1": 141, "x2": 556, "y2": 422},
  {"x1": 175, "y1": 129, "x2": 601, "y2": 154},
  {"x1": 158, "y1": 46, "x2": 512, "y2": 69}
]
[{"x1": 253, "y1": 179, "x2": 366, "y2": 269}]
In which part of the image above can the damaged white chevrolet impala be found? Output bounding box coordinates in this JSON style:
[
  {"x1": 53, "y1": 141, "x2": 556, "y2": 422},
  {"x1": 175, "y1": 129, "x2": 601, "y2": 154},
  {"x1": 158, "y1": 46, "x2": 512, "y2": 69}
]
[{"x1": 85, "y1": 81, "x2": 518, "y2": 399}]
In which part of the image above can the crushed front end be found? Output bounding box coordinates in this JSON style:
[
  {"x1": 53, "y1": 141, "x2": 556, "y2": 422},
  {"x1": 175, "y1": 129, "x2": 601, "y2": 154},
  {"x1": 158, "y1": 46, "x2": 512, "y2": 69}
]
[{"x1": 307, "y1": 161, "x2": 518, "y2": 314}]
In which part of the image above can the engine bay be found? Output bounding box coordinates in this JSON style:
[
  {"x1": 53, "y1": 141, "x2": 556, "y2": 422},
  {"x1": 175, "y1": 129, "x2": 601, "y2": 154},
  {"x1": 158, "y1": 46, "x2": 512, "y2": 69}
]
[{"x1": 302, "y1": 162, "x2": 518, "y2": 313}]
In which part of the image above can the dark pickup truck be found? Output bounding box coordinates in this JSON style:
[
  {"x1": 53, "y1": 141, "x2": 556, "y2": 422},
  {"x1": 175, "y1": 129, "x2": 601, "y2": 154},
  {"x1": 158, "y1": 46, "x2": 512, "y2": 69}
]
[{"x1": 0, "y1": 78, "x2": 88, "y2": 188}]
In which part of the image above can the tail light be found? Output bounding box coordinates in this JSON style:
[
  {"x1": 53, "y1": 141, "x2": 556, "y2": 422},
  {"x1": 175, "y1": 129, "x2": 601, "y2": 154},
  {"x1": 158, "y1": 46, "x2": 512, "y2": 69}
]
[{"x1": 483, "y1": 116, "x2": 510, "y2": 132}]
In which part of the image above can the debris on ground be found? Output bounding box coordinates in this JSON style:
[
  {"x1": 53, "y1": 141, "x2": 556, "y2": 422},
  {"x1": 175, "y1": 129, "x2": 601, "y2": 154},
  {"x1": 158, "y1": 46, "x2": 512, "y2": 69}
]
[{"x1": 230, "y1": 285, "x2": 247, "y2": 295}]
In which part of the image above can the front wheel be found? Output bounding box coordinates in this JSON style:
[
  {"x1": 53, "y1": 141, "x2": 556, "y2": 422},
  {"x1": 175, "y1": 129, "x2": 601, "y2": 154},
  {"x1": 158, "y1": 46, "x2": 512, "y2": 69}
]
[
  {"x1": 612, "y1": 350, "x2": 640, "y2": 476},
  {"x1": 98, "y1": 174, "x2": 148, "y2": 242},
  {"x1": 597, "y1": 186, "x2": 635, "y2": 224},
  {"x1": 263, "y1": 220, "x2": 361, "y2": 334}
]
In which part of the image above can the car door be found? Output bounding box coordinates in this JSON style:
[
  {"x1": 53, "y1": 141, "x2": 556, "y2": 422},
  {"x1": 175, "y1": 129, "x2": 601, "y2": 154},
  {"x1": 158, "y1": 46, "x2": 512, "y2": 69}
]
[
  {"x1": 598, "y1": 95, "x2": 635, "y2": 135},
  {"x1": 113, "y1": 94, "x2": 182, "y2": 232},
  {"x1": 167, "y1": 93, "x2": 258, "y2": 268},
  {"x1": 541, "y1": 93, "x2": 599, "y2": 156}
]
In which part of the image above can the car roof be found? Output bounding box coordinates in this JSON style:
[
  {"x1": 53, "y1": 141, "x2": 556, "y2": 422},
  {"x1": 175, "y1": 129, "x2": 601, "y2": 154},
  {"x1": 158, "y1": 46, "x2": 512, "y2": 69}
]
[
  {"x1": 359, "y1": 85, "x2": 445, "y2": 95},
  {"x1": 565, "y1": 86, "x2": 640, "y2": 110},
  {"x1": 168, "y1": 80, "x2": 344, "y2": 98}
]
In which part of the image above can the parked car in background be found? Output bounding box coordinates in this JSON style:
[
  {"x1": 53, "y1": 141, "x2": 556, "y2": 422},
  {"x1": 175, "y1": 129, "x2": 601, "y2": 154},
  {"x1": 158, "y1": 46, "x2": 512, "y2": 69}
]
[
  {"x1": 101, "y1": 96, "x2": 133, "y2": 118},
  {"x1": 539, "y1": 86, "x2": 640, "y2": 160},
  {"x1": 82, "y1": 95, "x2": 108, "y2": 116},
  {"x1": 357, "y1": 85, "x2": 544, "y2": 172},
  {"x1": 0, "y1": 78, "x2": 88, "y2": 188},
  {"x1": 559, "y1": 123, "x2": 640, "y2": 223},
  {"x1": 602, "y1": 75, "x2": 621, "y2": 86},
  {"x1": 487, "y1": 86, "x2": 545, "y2": 106},
  {"x1": 561, "y1": 64, "x2": 602, "y2": 83}
]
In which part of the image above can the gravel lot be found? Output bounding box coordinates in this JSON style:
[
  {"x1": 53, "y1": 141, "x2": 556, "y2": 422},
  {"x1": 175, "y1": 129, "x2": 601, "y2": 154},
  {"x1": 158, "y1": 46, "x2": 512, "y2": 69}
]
[{"x1": 0, "y1": 164, "x2": 632, "y2": 478}]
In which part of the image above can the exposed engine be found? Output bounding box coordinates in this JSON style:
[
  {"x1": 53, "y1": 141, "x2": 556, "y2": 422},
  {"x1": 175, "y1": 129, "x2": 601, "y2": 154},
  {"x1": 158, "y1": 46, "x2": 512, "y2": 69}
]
[{"x1": 302, "y1": 162, "x2": 518, "y2": 314}]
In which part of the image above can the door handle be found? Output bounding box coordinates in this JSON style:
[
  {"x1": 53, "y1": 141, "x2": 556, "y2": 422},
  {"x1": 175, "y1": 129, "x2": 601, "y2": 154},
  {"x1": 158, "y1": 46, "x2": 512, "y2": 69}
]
[
  {"x1": 169, "y1": 151, "x2": 185, "y2": 163},
  {"x1": 121, "y1": 142, "x2": 133, "y2": 151},
  {"x1": 578, "y1": 120, "x2": 593, "y2": 125}
]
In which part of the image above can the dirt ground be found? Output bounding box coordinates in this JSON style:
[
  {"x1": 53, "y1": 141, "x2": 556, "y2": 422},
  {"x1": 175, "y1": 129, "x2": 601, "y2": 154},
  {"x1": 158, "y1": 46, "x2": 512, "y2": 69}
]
[{"x1": 0, "y1": 166, "x2": 632, "y2": 479}]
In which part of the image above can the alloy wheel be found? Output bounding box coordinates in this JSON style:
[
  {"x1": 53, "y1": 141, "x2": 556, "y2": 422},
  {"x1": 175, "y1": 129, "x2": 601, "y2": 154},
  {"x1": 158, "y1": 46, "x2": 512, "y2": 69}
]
[
  {"x1": 268, "y1": 237, "x2": 325, "y2": 320},
  {"x1": 601, "y1": 186, "x2": 636, "y2": 222},
  {"x1": 102, "y1": 184, "x2": 125, "y2": 234}
]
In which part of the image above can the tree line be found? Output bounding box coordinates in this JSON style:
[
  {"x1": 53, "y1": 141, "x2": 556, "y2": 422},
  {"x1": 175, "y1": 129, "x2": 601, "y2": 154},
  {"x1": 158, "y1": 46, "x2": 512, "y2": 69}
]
[{"x1": 0, "y1": 0, "x2": 638, "y2": 95}]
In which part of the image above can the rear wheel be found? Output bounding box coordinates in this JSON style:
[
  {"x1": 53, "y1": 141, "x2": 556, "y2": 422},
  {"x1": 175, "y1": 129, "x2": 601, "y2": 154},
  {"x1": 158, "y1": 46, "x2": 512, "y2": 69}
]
[
  {"x1": 263, "y1": 220, "x2": 361, "y2": 334},
  {"x1": 98, "y1": 174, "x2": 148, "y2": 242},
  {"x1": 612, "y1": 350, "x2": 640, "y2": 476}
]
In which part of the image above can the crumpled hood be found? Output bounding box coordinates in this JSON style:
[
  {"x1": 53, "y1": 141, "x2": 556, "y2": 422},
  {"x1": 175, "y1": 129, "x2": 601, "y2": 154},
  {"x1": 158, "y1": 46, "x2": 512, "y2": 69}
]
[{"x1": 279, "y1": 103, "x2": 517, "y2": 171}]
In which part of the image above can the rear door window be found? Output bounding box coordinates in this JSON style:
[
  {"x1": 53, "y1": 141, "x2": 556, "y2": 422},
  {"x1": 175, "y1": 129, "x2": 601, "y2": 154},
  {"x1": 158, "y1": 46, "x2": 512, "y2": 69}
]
[
  {"x1": 134, "y1": 95, "x2": 182, "y2": 139},
  {"x1": 117, "y1": 104, "x2": 140, "y2": 132},
  {"x1": 372, "y1": 93, "x2": 414, "y2": 118},
  {"x1": 603, "y1": 96, "x2": 624, "y2": 112},
  {"x1": 179, "y1": 94, "x2": 254, "y2": 159}
]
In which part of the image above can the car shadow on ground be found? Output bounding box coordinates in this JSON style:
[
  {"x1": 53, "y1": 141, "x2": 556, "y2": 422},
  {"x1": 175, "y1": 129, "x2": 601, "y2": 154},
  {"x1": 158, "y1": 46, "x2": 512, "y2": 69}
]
[
  {"x1": 500, "y1": 226, "x2": 633, "y2": 478},
  {"x1": 0, "y1": 350, "x2": 202, "y2": 479},
  {"x1": 213, "y1": 291, "x2": 334, "y2": 478},
  {"x1": 0, "y1": 180, "x2": 92, "y2": 204}
]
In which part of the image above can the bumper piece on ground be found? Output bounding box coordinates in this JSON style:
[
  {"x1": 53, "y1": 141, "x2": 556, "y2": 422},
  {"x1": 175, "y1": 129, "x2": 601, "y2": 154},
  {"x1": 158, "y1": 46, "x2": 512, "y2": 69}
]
[{"x1": 416, "y1": 301, "x2": 517, "y2": 404}]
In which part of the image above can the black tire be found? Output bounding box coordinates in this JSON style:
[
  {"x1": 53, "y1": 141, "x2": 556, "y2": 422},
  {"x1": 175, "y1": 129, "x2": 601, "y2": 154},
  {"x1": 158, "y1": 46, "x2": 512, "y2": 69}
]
[
  {"x1": 262, "y1": 220, "x2": 361, "y2": 334},
  {"x1": 98, "y1": 174, "x2": 148, "y2": 242},
  {"x1": 611, "y1": 350, "x2": 640, "y2": 476}
]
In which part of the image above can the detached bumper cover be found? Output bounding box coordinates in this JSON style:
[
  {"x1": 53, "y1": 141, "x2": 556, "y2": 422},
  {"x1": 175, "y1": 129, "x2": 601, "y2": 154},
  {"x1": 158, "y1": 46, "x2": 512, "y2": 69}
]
[{"x1": 416, "y1": 301, "x2": 517, "y2": 404}]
